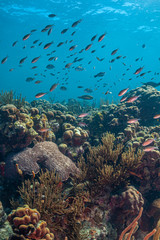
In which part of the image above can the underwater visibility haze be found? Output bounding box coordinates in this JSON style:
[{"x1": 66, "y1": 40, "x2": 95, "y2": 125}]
[{"x1": 1, "y1": 0, "x2": 160, "y2": 240}]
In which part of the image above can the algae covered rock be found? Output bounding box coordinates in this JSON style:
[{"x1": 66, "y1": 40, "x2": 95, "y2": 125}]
[{"x1": 5, "y1": 141, "x2": 80, "y2": 181}]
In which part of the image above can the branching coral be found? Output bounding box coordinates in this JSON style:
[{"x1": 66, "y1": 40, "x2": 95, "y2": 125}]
[
  {"x1": 76, "y1": 132, "x2": 143, "y2": 195},
  {"x1": 0, "y1": 90, "x2": 26, "y2": 108},
  {"x1": 17, "y1": 170, "x2": 89, "y2": 240}
]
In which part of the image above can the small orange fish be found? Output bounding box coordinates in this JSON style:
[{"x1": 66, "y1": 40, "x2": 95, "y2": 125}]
[
  {"x1": 134, "y1": 67, "x2": 144, "y2": 75},
  {"x1": 1, "y1": 56, "x2": 8, "y2": 64},
  {"x1": 111, "y1": 48, "x2": 119, "y2": 55},
  {"x1": 23, "y1": 33, "x2": 31, "y2": 41},
  {"x1": 98, "y1": 33, "x2": 106, "y2": 42},
  {"x1": 118, "y1": 88, "x2": 129, "y2": 96},
  {"x1": 61, "y1": 28, "x2": 68, "y2": 34},
  {"x1": 35, "y1": 92, "x2": 47, "y2": 98},
  {"x1": 85, "y1": 44, "x2": 92, "y2": 51},
  {"x1": 120, "y1": 96, "x2": 127, "y2": 102},
  {"x1": 126, "y1": 95, "x2": 141, "y2": 103},
  {"x1": 153, "y1": 114, "x2": 160, "y2": 119},
  {"x1": 38, "y1": 128, "x2": 51, "y2": 133},
  {"x1": 50, "y1": 83, "x2": 58, "y2": 92},
  {"x1": 142, "y1": 138, "x2": 155, "y2": 147},
  {"x1": 43, "y1": 41, "x2": 53, "y2": 49},
  {"x1": 69, "y1": 45, "x2": 77, "y2": 51},
  {"x1": 31, "y1": 56, "x2": 40, "y2": 64},
  {"x1": 78, "y1": 113, "x2": 89, "y2": 118},
  {"x1": 127, "y1": 118, "x2": 140, "y2": 124},
  {"x1": 143, "y1": 146, "x2": 158, "y2": 152},
  {"x1": 72, "y1": 19, "x2": 82, "y2": 27}
]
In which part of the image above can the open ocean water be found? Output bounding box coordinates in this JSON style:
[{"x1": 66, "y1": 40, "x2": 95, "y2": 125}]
[{"x1": 0, "y1": 0, "x2": 160, "y2": 104}]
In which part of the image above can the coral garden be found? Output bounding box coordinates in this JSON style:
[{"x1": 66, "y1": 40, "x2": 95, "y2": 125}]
[{"x1": 0, "y1": 86, "x2": 160, "y2": 239}]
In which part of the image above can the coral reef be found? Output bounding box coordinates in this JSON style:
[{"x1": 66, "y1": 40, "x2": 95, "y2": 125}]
[
  {"x1": 0, "y1": 90, "x2": 26, "y2": 108},
  {"x1": 76, "y1": 132, "x2": 143, "y2": 195},
  {"x1": 5, "y1": 141, "x2": 80, "y2": 181},
  {"x1": 8, "y1": 205, "x2": 54, "y2": 239},
  {"x1": 0, "y1": 201, "x2": 13, "y2": 240},
  {"x1": 17, "y1": 170, "x2": 90, "y2": 240}
]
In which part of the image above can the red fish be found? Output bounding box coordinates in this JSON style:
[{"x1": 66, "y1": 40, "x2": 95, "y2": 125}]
[
  {"x1": 120, "y1": 97, "x2": 127, "y2": 102},
  {"x1": 35, "y1": 92, "x2": 47, "y2": 98},
  {"x1": 65, "y1": 63, "x2": 72, "y2": 68},
  {"x1": 143, "y1": 146, "x2": 158, "y2": 152},
  {"x1": 1, "y1": 56, "x2": 8, "y2": 64},
  {"x1": 134, "y1": 67, "x2": 144, "y2": 75},
  {"x1": 44, "y1": 41, "x2": 53, "y2": 49},
  {"x1": 50, "y1": 83, "x2": 58, "y2": 92},
  {"x1": 118, "y1": 88, "x2": 129, "y2": 96},
  {"x1": 61, "y1": 28, "x2": 68, "y2": 34},
  {"x1": 72, "y1": 19, "x2": 82, "y2": 27},
  {"x1": 142, "y1": 139, "x2": 155, "y2": 147},
  {"x1": 129, "y1": 171, "x2": 143, "y2": 180},
  {"x1": 19, "y1": 56, "x2": 27, "y2": 64},
  {"x1": 153, "y1": 114, "x2": 160, "y2": 119},
  {"x1": 78, "y1": 113, "x2": 89, "y2": 118},
  {"x1": 31, "y1": 56, "x2": 40, "y2": 63},
  {"x1": 127, "y1": 118, "x2": 139, "y2": 124},
  {"x1": 48, "y1": 28, "x2": 52, "y2": 36},
  {"x1": 35, "y1": 80, "x2": 42, "y2": 84},
  {"x1": 91, "y1": 34, "x2": 97, "y2": 41},
  {"x1": 126, "y1": 95, "x2": 141, "y2": 103},
  {"x1": 111, "y1": 48, "x2": 119, "y2": 55},
  {"x1": 23, "y1": 33, "x2": 31, "y2": 41},
  {"x1": 38, "y1": 128, "x2": 51, "y2": 133},
  {"x1": 85, "y1": 44, "x2": 92, "y2": 51},
  {"x1": 98, "y1": 33, "x2": 106, "y2": 42},
  {"x1": 69, "y1": 45, "x2": 77, "y2": 51}
]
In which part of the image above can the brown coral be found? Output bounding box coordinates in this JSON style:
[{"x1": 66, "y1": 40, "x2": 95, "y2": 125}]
[{"x1": 8, "y1": 205, "x2": 54, "y2": 240}]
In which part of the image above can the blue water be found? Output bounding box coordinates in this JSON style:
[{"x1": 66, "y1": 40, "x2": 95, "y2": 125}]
[{"x1": 0, "y1": 0, "x2": 160, "y2": 104}]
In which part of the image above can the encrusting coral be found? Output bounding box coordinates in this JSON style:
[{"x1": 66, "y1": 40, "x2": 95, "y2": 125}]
[
  {"x1": 7, "y1": 205, "x2": 54, "y2": 240},
  {"x1": 75, "y1": 132, "x2": 143, "y2": 196}
]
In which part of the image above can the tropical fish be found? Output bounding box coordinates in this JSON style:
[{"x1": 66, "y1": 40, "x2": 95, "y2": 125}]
[
  {"x1": 78, "y1": 95, "x2": 93, "y2": 100},
  {"x1": 98, "y1": 33, "x2": 106, "y2": 42},
  {"x1": 141, "y1": 81, "x2": 160, "y2": 87},
  {"x1": 126, "y1": 95, "x2": 141, "y2": 103},
  {"x1": 19, "y1": 56, "x2": 27, "y2": 64},
  {"x1": 35, "y1": 80, "x2": 42, "y2": 84},
  {"x1": 127, "y1": 118, "x2": 139, "y2": 124},
  {"x1": 61, "y1": 28, "x2": 68, "y2": 34},
  {"x1": 48, "y1": 28, "x2": 52, "y2": 36},
  {"x1": 9, "y1": 68, "x2": 14, "y2": 72},
  {"x1": 118, "y1": 88, "x2": 129, "y2": 96},
  {"x1": 72, "y1": 19, "x2": 82, "y2": 27},
  {"x1": 85, "y1": 44, "x2": 92, "y2": 51},
  {"x1": 111, "y1": 48, "x2": 119, "y2": 55},
  {"x1": 142, "y1": 138, "x2": 155, "y2": 147},
  {"x1": 71, "y1": 31, "x2": 76, "y2": 36},
  {"x1": 44, "y1": 41, "x2": 53, "y2": 49},
  {"x1": 38, "y1": 128, "x2": 51, "y2": 132},
  {"x1": 60, "y1": 86, "x2": 67, "y2": 90},
  {"x1": 50, "y1": 83, "x2": 58, "y2": 92},
  {"x1": 69, "y1": 45, "x2": 77, "y2": 51},
  {"x1": 35, "y1": 92, "x2": 47, "y2": 98},
  {"x1": 33, "y1": 40, "x2": 39, "y2": 44},
  {"x1": 57, "y1": 42, "x2": 64, "y2": 47},
  {"x1": 23, "y1": 33, "x2": 31, "y2": 41},
  {"x1": 134, "y1": 67, "x2": 144, "y2": 75},
  {"x1": 31, "y1": 56, "x2": 40, "y2": 63},
  {"x1": 12, "y1": 41, "x2": 18, "y2": 47},
  {"x1": 153, "y1": 114, "x2": 160, "y2": 119},
  {"x1": 96, "y1": 57, "x2": 104, "y2": 61},
  {"x1": 94, "y1": 72, "x2": 105, "y2": 78},
  {"x1": 46, "y1": 64, "x2": 55, "y2": 69},
  {"x1": 75, "y1": 66, "x2": 85, "y2": 71},
  {"x1": 48, "y1": 13, "x2": 56, "y2": 18},
  {"x1": 78, "y1": 122, "x2": 88, "y2": 127},
  {"x1": 65, "y1": 63, "x2": 72, "y2": 68},
  {"x1": 1, "y1": 56, "x2": 8, "y2": 64},
  {"x1": 78, "y1": 113, "x2": 89, "y2": 118},
  {"x1": 120, "y1": 96, "x2": 127, "y2": 102},
  {"x1": 91, "y1": 34, "x2": 97, "y2": 41},
  {"x1": 143, "y1": 146, "x2": 158, "y2": 152},
  {"x1": 84, "y1": 88, "x2": 93, "y2": 93},
  {"x1": 26, "y1": 77, "x2": 35, "y2": 82}
]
